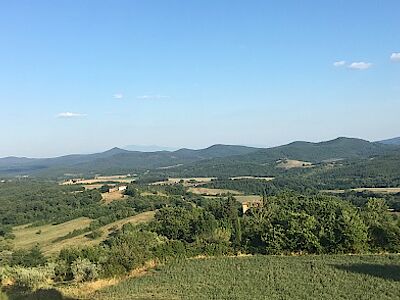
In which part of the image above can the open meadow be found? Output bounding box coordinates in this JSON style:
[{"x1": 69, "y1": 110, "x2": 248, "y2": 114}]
[
  {"x1": 11, "y1": 211, "x2": 155, "y2": 255},
  {"x1": 95, "y1": 255, "x2": 400, "y2": 300}
]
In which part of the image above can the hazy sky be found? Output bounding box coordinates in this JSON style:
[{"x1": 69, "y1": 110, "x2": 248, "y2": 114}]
[{"x1": 1, "y1": 1, "x2": 399, "y2": 157}]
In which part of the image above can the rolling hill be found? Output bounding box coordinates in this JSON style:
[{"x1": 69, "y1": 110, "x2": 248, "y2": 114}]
[
  {"x1": 0, "y1": 137, "x2": 399, "y2": 178},
  {"x1": 378, "y1": 137, "x2": 400, "y2": 145},
  {"x1": 0, "y1": 145, "x2": 260, "y2": 177}
]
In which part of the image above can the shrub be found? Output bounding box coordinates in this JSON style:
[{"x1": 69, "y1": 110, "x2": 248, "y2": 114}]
[
  {"x1": 102, "y1": 230, "x2": 160, "y2": 276},
  {"x1": 10, "y1": 245, "x2": 47, "y2": 267},
  {"x1": 8, "y1": 265, "x2": 55, "y2": 290},
  {"x1": 71, "y1": 258, "x2": 100, "y2": 282},
  {"x1": 86, "y1": 229, "x2": 103, "y2": 240},
  {"x1": 0, "y1": 291, "x2": 8, "y2": 300}
]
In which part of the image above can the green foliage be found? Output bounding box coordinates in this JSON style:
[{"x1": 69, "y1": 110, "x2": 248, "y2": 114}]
[
  {"x1": 361, "y1": 198, "x2": 400, "y2": 252},
  {"x1": 0, "y1": 290, "x2": 7, "y2": 300},
  {"x1": 240, "y1": 193, "x2": 369, "y2": 254},
  {"x1": 86, "y1": 229, "x2": 103, "y2": 240},
  {"x1": 10, "y1": 246, "x2": 47, "y2": 267},
  {"x1": 102, "y1": 230, "x2": 160, "y2": 276},
  {"x1": 7, "y1": 264, "x2": 55, "y2": 291},
  {"x1": 124, "y1": 184, "x2": 139, "y2": 197},
  {"x1": 0, "y1": 181, "x2": 101, "y2": 226},
  {"x1": 153, "y1": 207, "x2": 218, "y2": 243},
  {"x1": 71, "y1": 258, "x2": 100, "y2": 282},
  {"x1": 99, "y1": 184, "x2": 112, "y2": 193}
]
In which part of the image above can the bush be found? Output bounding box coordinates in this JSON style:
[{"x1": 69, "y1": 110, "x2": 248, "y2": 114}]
[
  {"x1": 86, "y1": 229, "x2": 103, "y2": 240},
  {"x1": 102, "y1": 230, "x2": 160, "y2": 276},
  {"x1": 71, "y1": 258, "x2": 100, "y2": 282},
  {"x1": 154, "y1": 240, "x2": 188, "y2": 261},
  {"x1": 8, "y1": 265, "x2": 55, "y2": 290},
  {"x1": 0, "y1": 291, "x2": 8, "y2": 300},
  {"x1": 10, "y1": 245, "x2": 47, "y2": 267}
]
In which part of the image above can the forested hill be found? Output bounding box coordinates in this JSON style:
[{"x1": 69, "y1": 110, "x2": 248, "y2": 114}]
[
  {"x1": 378, "y1": 137, "x2": 400, "y2": 145},
  {"x1": 0, "y1": 144, "x2": 260, "y2": 177},
  {"x1": 0, "y1": 137, "x2": 399, "y2": 178},
  {"x1": 220, "y1": 137, "x2": 399, "y2": 164}
]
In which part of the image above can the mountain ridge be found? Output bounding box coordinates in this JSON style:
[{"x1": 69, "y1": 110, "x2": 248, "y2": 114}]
[{"x1": 1, "y1": 137, "x2": 399, "y2": 177}]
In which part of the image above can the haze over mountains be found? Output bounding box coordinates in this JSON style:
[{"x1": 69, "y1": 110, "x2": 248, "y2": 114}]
[
  {"x1": 0, "y1": 136, "x2": 399, "y2": 178},
  {"x1": 378, "y1": 137, "x2": 400, "y2": 145}
]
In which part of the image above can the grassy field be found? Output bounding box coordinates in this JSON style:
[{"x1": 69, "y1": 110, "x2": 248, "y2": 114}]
[
  {"x1": 12, "y1": 211, "x2": 155, "y2": 256},
  {"x1": 234, "y1": 195, "x2": 263, "y2": 203},
  {"x1": 101, "y1": 190, "x2": 126, "y2": 204},
  {"x1": 12, "y1": 217, "x2": 92, "y2": 253},
  {"x1": 95, "y1": 255, "x2": 400, "y2": 300},
  {"x1": 276, "y1": 159, "x2": 313, "y2": 169},
  {"x1": 188, "y1": 187, "x2": 242, "y2": 196}
]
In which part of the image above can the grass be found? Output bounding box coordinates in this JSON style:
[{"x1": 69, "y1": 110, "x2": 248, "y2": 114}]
[
  {"x1": 45, "y1": 211, "x2": 155, "y2": 255},
  {"x1": 234, "y1": 195, "x2": 262, "y2": 203},
  {"x1": 276, "y1": 159, "x2": 313, "y2": 169},
  {"x1": 188, "y1": 187, "x2": 242, "y2": 196},
  {"x1": 12, "y1": 217, "x2": 92, "y2": 254},
  {"x1": 101, "y1": 191, "x2": 126, "y2": 204},
  {"x1": 12, "y1": 211, "x2": 155, "y2": 256},
  {"x1": 95, "y1": 255, "x2": 400, "y2": 300}
]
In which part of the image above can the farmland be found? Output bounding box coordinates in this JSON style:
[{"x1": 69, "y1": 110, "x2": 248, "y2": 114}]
[{"x1": 96, "y1": 255, "x2": 400, "y2": 300}]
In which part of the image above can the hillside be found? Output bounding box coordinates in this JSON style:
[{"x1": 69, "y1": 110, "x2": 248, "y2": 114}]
[
  {"x1": 0, "y1": 145, "x2": 260, "y2": 177},
  {"x1": 0, "y1": 137, "x2": 399, "y2": 178},
  {"x1": 378, "y1": 137, "x2": 400, "y2": 145},
  {"x1": 148, "y1": 137, "x2": 400, "y2": 178}
]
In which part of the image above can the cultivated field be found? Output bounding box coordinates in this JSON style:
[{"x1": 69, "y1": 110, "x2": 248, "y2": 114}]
[
  {"x1": 61, "y1": 174, "x2": 135, "y2": 186},
  {"x1": 96, "y1": 255, "x2": 400, "y2": 300},
  {"x1": 151, "y1": 177, "x2": 216, "y2": 186}
]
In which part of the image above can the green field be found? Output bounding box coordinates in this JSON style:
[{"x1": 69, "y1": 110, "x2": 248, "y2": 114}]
[
  {"x1": 11, "y1": 211, "x2": 155, "y2": 256},
  {"x1": 96, "y1": 255, "x2": 400, "y2": 300}
]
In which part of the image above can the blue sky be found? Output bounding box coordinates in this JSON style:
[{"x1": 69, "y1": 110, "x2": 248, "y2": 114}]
[{"x1": 1, "y1": 1, "x2": 399, "y2": 157}]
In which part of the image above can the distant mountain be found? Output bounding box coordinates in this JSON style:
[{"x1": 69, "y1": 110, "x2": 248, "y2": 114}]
[
  {"x1": 378, "y1": 137, "x2": 400, "y2": 145},
  {"x1": 123, "y1": 145, "x2": 178, "y2": 152},
  {"x1": 0, "y1": 157, "x2": 36, "y2": 166},
  {"x1": 0, "y1": 144, "x2": 260, "y2": 177},
  {"x1": 174, "y1": 144, "x2": 260, "y2": 159},
  {"x1": 0, "y1": 138, "x2": 398, "y2": 178},
  {"x1": 220, "y1": 137, "x2": 398, "y2": 165},
  {"x1": 150, "y1": 137, "x2": 400, "y2": 177}
]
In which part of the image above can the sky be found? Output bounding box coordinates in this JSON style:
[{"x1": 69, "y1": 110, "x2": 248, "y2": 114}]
[{"x1": 0, "y1": 0, "x2": 399, "y2": 157}]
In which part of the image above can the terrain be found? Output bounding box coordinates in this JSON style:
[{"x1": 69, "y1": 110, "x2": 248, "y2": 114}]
[
  {"x1": 96, "y1": 255, "x2": 400, "y2": 300},
  {"x1": 1, "y1": 137, "x2": 399, "y2": 180},
  {"x1": 1, "y1": 136, "x2": 400, "y2": 300}
]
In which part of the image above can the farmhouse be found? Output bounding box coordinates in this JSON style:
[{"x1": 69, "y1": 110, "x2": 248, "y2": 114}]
[{"x1": 108, "y1": 185, "x2": 127, "y2": 193}]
